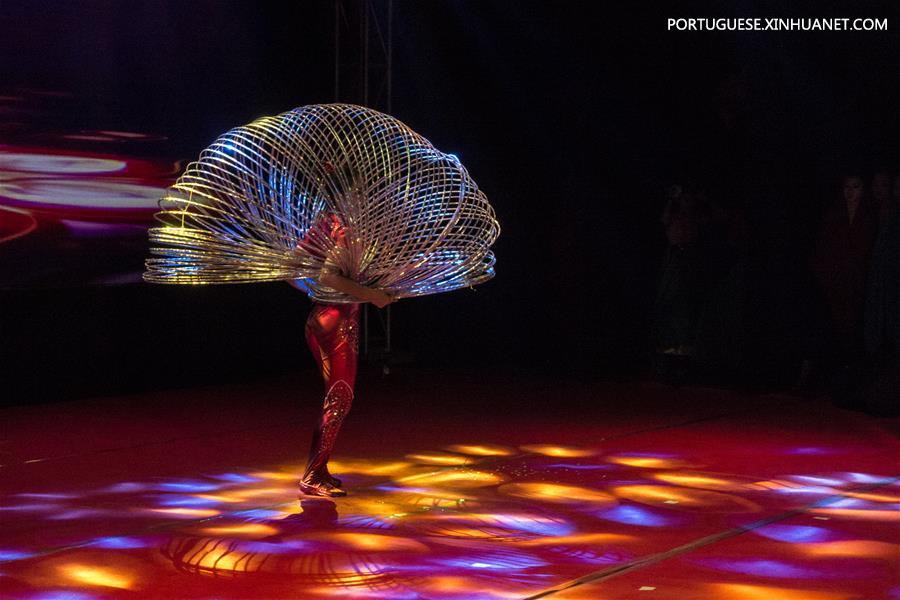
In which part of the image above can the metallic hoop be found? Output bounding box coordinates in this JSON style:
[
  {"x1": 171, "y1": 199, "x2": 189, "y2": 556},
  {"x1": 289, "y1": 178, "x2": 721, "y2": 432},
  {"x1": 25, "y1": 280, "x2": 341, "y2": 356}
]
[{"x1": 145, "y1": 104, "x2": 499, "y2": 302}]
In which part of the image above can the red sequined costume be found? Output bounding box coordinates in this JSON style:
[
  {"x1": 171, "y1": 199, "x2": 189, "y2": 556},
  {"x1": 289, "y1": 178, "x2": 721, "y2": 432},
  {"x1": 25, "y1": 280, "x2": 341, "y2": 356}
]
[
  {"x1": 297, "y1": 212, "x2": 360, "y2": 497},
  {"x1": 299, "y1": 301, "x2": 359, "y2": 496}
]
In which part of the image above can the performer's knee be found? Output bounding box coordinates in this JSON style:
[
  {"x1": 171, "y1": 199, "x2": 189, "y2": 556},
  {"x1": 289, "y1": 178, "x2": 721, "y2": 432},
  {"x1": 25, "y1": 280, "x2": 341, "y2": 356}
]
[{"x1": 324, "y1": 380, "x2": 354, "y2": 418}]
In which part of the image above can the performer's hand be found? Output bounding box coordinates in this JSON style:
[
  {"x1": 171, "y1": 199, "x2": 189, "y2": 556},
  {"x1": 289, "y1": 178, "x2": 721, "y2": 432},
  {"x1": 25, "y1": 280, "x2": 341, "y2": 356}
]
[{"x1": 367, "y1": 289, "x2": 395, "y2": 309}]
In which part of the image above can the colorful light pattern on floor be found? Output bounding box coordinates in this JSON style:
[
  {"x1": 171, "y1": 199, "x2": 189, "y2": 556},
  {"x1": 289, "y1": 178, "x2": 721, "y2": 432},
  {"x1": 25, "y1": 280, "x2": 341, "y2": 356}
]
[{"x1": 1, "y1": 379, "x2": 897, "y2": 598}]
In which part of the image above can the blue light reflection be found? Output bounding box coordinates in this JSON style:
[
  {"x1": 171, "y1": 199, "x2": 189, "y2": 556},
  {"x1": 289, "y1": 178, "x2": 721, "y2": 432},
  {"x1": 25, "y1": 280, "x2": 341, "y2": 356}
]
[
  {"x1": 155, "y1": 481, "x2": 222, "y2": 493},
  {"x1": 597, "y1": 505, "x2": 672, "y2": 527},
  {"x1": 0, "y1": 549, "x2": 34, "y2": 561},
  {"x1": 90, "y1": 536, "x2": 148, "y2": 550},
  {"x1": 754, "y1": 524, "x2": 834, "y2": 543},
  {"x1": 697, "y1": 558, "x2": 822, "y2": 579}
]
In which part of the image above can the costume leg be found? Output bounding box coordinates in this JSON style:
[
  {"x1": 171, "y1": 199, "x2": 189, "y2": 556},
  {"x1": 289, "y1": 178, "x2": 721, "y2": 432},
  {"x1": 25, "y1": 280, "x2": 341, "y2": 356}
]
[
  {"x1": 300, "y1": 303, "x2": 359, "y2": 496},
  {"x1": 304, "y1": 380, "x2": 354, "y2": 478}
]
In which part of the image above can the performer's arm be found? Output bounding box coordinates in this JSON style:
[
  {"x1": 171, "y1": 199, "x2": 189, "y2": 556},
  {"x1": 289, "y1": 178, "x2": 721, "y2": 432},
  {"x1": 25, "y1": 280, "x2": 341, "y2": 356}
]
[
  {"x1": 291, "y1": 214, "x2": 393, "y2": 306},
  {"x1": 318, "y1": 272, "x2": 395, "y2": 308}
]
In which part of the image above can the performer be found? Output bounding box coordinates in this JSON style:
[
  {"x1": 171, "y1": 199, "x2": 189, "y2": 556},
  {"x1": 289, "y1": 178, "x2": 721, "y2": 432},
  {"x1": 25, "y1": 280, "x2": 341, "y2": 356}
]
[
  {"x1": 290, "y1": 212, "x2": 394, "y2": 497},
  {"x1": 289, "y1": 275, "x2": 392, "y2": 497},
  {"x1": 145, "y1": 104, "x2": 499, "y2": 497}
]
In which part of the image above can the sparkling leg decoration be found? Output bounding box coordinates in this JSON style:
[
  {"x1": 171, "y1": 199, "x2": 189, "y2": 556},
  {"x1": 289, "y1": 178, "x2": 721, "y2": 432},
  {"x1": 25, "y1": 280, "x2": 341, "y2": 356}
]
[{"x1": 299, "y1": 302, "x2": 359, "y2": 497}]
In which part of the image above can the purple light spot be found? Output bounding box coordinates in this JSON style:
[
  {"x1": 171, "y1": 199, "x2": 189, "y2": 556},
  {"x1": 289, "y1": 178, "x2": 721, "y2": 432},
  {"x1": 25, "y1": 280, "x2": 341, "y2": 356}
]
[
  {"x1": 698, "y1": 558, "x2": 821, "y2": 578},
  {"x1": 210, "y1": 473, "x2": 262, "y2": 483},
  {"x1": 0, "y1": 549, "x2": 33, "y2": 561},
  {"x1": 236, "y1": 509, "x2": 284, "y2": 519},
  {"x1": 27, "y1": 592, "x2": 98, "y2": 600},
  {"x1": 775, "y1": 485, "x2": 834, "y2": 495},
  {"x1": 436, "y1": 552, "x2": 547, "y2": 571},
  {"x1": 90, "y1": 536, "x2": 147, "y2": 549},
  {"x1": 156, "y1": 481, "x2": 222, "y2": 492},
  {"x1": 101, "y1": 482, "x2": 146, "y2": 493},
  {"x1": 48, "y1": 509, "x2": 104, "y2": 520},
  {"x1": 240, "y1": 541, "x2": 299, "y2": 554},
  {"x1": 340, "y1": 515, "x2": 395, "y2": 529},
  {"x1": 598, "y1": 505, "x2": 672, "y2": 527},
  {"x1": 488, "y1": 515, "x2": 574, "y2": 536},
  {"x1": 842, "y1": 472, "x2": 891, "y2": 484},
  {"x1": 787, "y1": 447, "x2": 835, "y2": 455},
  {"x1": 826, "y1": 497, "x2": 867, "y2": 509},
  {"x1": 790, "y1": 475, "x2": 845, "y2": 487},
  {"x1": 754, "y1": 525, "x2": 833, "y2": 543},
  {"x1": 158, "y1": 495, "x2": 222, "y2": 507},
  {"x1": 374, "y1": 484, "x2": 433, "y2": 494}
]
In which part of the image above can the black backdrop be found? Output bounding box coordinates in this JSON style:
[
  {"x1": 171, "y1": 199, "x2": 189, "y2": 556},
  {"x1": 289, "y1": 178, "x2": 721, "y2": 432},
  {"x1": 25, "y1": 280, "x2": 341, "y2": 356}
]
[{"x1": 2, "y1": 0, "x2": 898, "y2": 404}]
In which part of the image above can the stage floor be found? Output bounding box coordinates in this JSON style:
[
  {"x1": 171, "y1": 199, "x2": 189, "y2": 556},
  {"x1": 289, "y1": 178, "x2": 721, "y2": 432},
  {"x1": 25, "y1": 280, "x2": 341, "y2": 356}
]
[{"x1": 1, "y1": 370, "x2": 898, "y2": 599}]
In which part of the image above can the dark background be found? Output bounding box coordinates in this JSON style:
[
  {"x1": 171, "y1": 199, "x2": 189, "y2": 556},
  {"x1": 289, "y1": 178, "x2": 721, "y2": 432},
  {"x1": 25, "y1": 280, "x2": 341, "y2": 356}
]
[{"x1": 1, "y1": 0, "x2": 898, "y2": 404}]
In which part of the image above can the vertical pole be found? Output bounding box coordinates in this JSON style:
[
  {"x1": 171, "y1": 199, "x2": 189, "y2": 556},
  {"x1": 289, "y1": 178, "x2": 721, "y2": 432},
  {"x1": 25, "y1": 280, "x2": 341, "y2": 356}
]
[
  {"x1": 334, "y1": 0, "x2": 340, "y2": 102},
  {"x1": 387, "y1": 0, "x2": 392, "y2": 113},
  {"x1": 344, "y1": 0, "x2": 394, "y2": 365},
  {"x1": 363, "y1": 0, "x2": 370, "y2": 107},
  {"x1": 383, "y1": 0, "x2": 393, "y2": 366}
]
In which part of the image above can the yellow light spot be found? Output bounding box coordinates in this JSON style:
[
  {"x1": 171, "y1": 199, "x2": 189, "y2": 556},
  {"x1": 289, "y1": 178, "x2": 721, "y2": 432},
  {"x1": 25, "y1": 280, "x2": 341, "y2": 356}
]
[
  {"x1": 612, "y1": 485, "x2": 760, "y2": 512},
  {"x1": 196, "y1": 545, "x2": 242, "y2": 572},
  {"x1": 327, "y1": 459, "x2": 413, "y2": 475},
  {"x1": 420, "y1": 575, "x2": 524, "y2": 598},
  {"x1": 249, "y1": 470, "x2": 297, "y2": 480},
  {"x1": 843, "y1": 490, "x2": 900, "y2": 502},
  {"x1": 520, "y1": 444, "x2": 599, "y2": 457},
  {"x1": 347, "y1": 499, "x2": 411, "y2": 516},
  {"x1": 406, "y1": 451, "x2": 471, "y2": 465},
  {"x1": 804, "y1": 540, "x2": 899, "y2": 559},
  {"x1": 194, "y1": 493, "x2": 244, "y2": 503},
  {"x1": 202, "y1": 523, "x2": 279, "y2": 536},
  {"x1": 173, "y1": 538, "x2": 262, "y2": 575},
  {"x1": 607, "y1": 455, "x2": 690, "y2": 469},
  {"x1": 425, "y1": 575, "x2": 477, "y2": 592},
  {"x1": 59, "y1": 564, "x2": 134, "y2": 590},
  {"x1": 653, "y1": 472, "x2": 753, "y2": 491},
  {"x1": 398, "y1": 469, "x2": 505, "y2": 488},
  {"x1": 499, "y1": 482, "x2": 617, "y2": 505},
  {"x1": 227, "y1": 487, "x2": 286, "y2": 499},
  {"x1": 445, "y1": 444, "x2": 516, "y2": 456},
  {"x1": 707, "y1": 583, "x2": 855, "y2": 600},
  {"x1": 304, "y1": 532, "x2": 430, "y2": 552}
]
